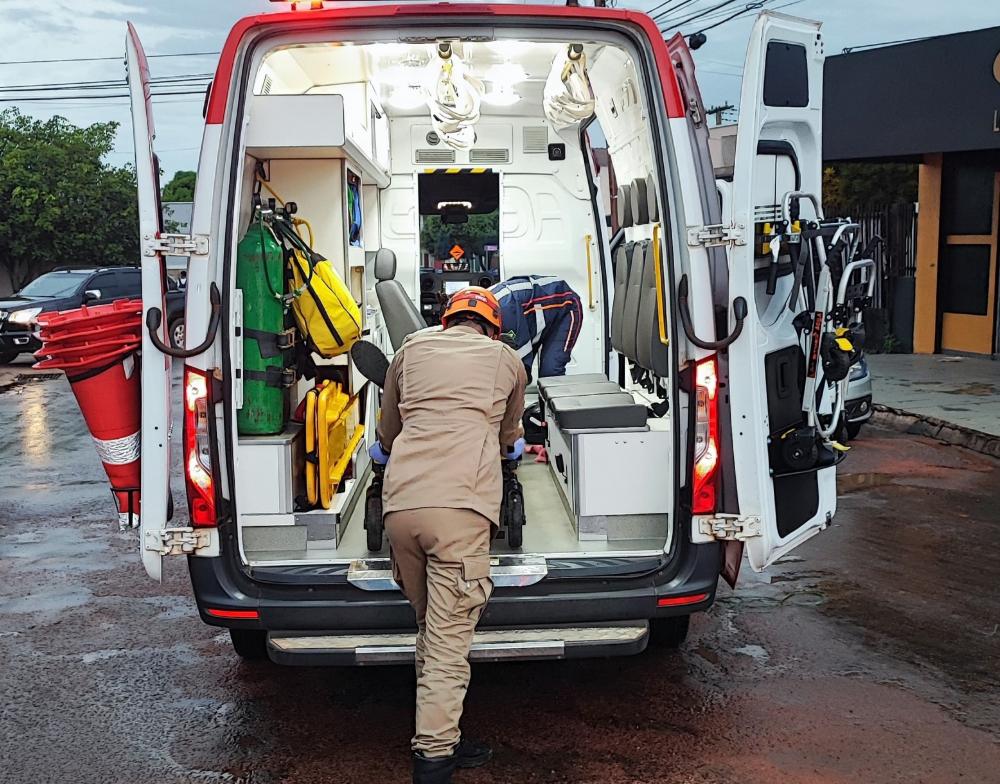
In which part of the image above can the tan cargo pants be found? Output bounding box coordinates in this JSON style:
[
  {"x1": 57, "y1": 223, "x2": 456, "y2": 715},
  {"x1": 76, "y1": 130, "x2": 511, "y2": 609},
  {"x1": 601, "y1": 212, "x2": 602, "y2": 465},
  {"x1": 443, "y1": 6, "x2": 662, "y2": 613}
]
[{"x1": 386, "y1": 507, "x2": 494, "y2": 758}]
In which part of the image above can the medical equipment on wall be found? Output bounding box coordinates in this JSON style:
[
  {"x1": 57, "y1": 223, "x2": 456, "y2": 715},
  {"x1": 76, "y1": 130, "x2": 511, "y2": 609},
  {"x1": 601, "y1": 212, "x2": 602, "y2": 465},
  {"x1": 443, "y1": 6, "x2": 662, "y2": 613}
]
[
  {"x1": 425, "y1": 42, "x2": 482, "y2": 149},
  {"x1": 543, "y1": 44, "x2": 596, "y2": 129}
]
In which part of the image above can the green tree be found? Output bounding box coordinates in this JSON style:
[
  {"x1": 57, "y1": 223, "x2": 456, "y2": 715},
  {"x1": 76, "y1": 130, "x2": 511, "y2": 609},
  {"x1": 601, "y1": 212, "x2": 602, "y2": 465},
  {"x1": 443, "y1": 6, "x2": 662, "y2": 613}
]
[
  {"x1": 0, "y1": 109, "x2": 139, "y2": 291},
  {"x1": 823, "y1": 162, "x2": 918, "y2": 212},
  {"x1": 162, "y1": 169, "x2": 196, "y2": 202}
]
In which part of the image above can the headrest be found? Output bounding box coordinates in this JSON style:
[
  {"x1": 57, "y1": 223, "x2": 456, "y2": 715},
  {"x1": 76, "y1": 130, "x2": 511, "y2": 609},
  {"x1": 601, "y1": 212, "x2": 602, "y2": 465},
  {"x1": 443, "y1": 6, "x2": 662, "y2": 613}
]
[
  {"x1": 374, "y1": 248, "x2": 396, "y2": 282},
  {"x1": 630, "y1": 176, "x2": 650, "y2": 225},
  {"x1": 617, "y1": 183, "x2": 634, "y2": 229},
  {"x1": 645, "y1": 173, "x2": 659, "y2": 223}
]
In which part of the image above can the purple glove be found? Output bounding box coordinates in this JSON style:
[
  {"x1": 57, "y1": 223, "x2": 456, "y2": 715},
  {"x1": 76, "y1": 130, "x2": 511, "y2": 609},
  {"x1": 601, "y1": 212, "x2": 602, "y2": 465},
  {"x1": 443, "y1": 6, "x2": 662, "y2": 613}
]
[
  {"x1": 504, "y1": 437, "x2": 526, "y2": 461},
  {"x1": 369, "y1": 441, "x2": 390, "y2": 465}
]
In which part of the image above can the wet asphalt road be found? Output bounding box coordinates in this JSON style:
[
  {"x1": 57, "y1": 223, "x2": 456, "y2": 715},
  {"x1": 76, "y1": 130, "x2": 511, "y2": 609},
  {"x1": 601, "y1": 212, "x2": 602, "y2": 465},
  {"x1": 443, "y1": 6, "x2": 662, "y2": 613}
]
[{"x1": 1, "y1": 365, "x2": 998, "y2": 784}]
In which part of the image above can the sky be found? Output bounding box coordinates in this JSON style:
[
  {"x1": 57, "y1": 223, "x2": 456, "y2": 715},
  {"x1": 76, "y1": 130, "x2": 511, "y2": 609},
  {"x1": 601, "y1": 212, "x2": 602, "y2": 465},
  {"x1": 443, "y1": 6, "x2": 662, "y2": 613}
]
[{"x1": 1, "y1": 0, "x2": 999, "y2": 182}]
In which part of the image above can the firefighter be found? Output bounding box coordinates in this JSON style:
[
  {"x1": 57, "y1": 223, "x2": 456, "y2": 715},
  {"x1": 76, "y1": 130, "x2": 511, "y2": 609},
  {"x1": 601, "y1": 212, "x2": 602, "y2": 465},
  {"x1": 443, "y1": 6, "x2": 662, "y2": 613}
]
[
  {"x1": 490, "y1": 275, "x2": 583, "y2": 381},
  {"x1": 369, "y1": 286, "x2": 527, "y2": 784}
]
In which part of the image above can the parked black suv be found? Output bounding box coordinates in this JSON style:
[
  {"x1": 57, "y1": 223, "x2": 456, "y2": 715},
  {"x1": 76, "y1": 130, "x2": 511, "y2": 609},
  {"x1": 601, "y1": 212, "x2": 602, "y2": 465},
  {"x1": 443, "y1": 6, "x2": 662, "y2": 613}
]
[{"x1": 0, "y1": 266, "x2": 186, "y2": 364}]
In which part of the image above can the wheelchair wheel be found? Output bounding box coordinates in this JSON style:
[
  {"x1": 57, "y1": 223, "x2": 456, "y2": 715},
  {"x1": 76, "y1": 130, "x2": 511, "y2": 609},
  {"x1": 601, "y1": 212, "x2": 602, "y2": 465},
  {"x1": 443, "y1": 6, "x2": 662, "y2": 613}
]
[
  {"x1": 365, "y1": 485, "x2": 384, "y2": 552},
  {"x1": 507, "y1": 487, "x2": 525, "y2": 550}
]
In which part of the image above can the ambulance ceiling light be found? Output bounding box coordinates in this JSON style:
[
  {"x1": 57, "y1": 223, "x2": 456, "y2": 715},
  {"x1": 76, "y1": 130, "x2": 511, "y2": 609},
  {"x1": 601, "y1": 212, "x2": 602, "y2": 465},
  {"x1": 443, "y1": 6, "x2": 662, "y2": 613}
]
[
  {"x1": 487, "y1": 63, "x2": 528, "y2": 87},
  {"x1": 482, "y1": 84, "x2": 520, "y2": 106},
  {"x1": 389, "y1": 87, "x2": 426, "y2": 110},
  {"x1": 487, "y1": 40, "x2": 531, "y2": 58}
]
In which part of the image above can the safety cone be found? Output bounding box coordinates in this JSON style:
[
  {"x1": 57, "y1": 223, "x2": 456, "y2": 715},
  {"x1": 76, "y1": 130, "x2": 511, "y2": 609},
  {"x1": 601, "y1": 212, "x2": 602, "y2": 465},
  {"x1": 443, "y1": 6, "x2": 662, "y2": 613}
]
[
  {"x1": 35, "y1": 299, "x2": 144, "y2": 529},
  {"x1": 65, "y1": 355, "x2": 142, "y2": 529}
]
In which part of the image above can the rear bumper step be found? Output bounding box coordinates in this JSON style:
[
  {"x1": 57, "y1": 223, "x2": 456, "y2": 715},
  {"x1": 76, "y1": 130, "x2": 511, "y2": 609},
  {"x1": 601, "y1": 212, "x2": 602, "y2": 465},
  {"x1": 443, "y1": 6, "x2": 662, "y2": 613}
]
[
  {"x1": 267, "y1": 623, "x2": 649, "y2": 665},
  {"x1": 348, "y1": 555, "x2": 548, "y2": 591}
]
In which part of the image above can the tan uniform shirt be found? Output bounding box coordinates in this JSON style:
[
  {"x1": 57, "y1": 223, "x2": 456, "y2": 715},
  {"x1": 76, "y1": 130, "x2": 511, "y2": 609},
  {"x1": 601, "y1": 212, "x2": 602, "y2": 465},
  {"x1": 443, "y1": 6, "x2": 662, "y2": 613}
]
[{"x1": 377, "y1": 324, "x2": 527, "y2": 526}]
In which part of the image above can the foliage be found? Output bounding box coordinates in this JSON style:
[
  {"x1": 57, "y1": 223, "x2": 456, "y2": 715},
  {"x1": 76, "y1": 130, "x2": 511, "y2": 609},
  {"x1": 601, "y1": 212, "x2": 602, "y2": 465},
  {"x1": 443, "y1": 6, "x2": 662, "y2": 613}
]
[
  {"x1": 162, "y1": 170, "x2": 196, "y2": 202},
  {"x1": 420, "y1": 211, "x2": 499, "y2": 260},
  {"x1": 823, "y1": 163, "x2": 918, "y2": 213},
  {"x1": 0, "y1": 109, "x2": 139, "y2": 292}
]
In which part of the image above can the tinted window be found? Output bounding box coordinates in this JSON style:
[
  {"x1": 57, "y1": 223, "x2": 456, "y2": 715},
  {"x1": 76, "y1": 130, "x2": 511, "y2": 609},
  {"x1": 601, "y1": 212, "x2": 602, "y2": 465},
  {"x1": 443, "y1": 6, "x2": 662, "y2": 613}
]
[
  {"x1": 763, "y1": 42, "x2": 808, "y2": 108},
  {"x1": 18, "y1": 271, "x2": 90, "y2": 298},
  {"x1": 942, "y1": 161, "x2": 996, "y2": 236},
  {"x1": 938, "y1": 244, "x2": 990, "y2": 315},
  {"x1": 116, "y1": 270, "x2": 142, "y2": 297},
  {"x1": 88, "y1": 272, "x2": 120, "y2": 298}
]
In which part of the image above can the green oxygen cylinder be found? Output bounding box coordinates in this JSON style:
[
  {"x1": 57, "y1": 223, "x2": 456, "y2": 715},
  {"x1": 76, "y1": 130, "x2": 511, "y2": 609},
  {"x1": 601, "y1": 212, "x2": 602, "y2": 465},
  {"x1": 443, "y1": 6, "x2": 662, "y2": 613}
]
[{"x1": 236, "y1": 216, "x2": 289, "y2": 435}]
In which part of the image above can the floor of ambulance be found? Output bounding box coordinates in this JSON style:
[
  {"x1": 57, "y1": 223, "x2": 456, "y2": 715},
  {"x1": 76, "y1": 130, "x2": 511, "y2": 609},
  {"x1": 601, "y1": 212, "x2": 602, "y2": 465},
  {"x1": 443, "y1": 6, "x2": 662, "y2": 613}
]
[{"x1": 243, "y1": 462, "x2": 665, "y2": 566}]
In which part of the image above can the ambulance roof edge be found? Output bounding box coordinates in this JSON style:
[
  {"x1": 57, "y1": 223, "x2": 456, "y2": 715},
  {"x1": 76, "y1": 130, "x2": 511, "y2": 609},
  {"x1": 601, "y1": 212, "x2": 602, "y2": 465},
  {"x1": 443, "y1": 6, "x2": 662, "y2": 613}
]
[{"x1": 205, "y1": 3, "x2": 684, "y2": 125}]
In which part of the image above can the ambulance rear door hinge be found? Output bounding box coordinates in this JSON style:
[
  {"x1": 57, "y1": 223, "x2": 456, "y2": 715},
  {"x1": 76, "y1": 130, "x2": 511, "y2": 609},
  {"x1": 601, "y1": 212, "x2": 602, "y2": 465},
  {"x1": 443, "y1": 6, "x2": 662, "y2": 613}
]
[
  {"x1": 142, "y1": 233, "x2": 209, "y2": 258},
  {"x1": 698, "y1": 514, "x2": 761, "y2": 541},
  {"x1": 687, "y1": 224, "x2": 746, "y2": 249},
  {"x1": 146, "y1": 527, "x2": 213, "y2": 556}
]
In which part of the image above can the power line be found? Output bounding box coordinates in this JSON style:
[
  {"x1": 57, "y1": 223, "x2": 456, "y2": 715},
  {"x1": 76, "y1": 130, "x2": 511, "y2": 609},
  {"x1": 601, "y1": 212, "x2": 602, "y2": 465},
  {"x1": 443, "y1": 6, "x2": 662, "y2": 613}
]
[
  {"x1": 645, "y1": 0, "x2": 701, "y2": 20},
  {"x1": 0, "y1": 75, "x2": 212, "y2": 94},
  {"x1": 841, "y1": 34, "x2": 931, "y2": 54},
  {"x1": 0, "y1": 89, "x2": 208, "y2": 103},
  {"x1": 688, "y1": 2, "x2": 764, "y2": 34},
  {"x1": 0, "y1": 51, "x2": 219, "y2": 67},
  {"x1": 657, "y1": 0, "x2": 742, "y2": 29}
]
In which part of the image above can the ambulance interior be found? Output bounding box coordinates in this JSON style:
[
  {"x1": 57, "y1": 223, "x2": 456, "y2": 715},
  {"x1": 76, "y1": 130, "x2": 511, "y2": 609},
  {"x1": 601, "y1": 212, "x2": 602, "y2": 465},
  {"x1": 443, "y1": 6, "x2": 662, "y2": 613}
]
[{"x1": 230, "y1": 31, "x2": 681, "y2": 568}]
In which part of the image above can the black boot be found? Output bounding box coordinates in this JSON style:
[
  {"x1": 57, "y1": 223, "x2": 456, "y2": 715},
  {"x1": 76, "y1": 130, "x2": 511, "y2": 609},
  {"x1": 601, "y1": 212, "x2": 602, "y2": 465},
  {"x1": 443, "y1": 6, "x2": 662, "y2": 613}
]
[
  {"x1": 455, "y1": 737, "x2": 493, "y2": 769},
  {"x1": 412, "y1": 752, "x2": 458, "y2": 784}
]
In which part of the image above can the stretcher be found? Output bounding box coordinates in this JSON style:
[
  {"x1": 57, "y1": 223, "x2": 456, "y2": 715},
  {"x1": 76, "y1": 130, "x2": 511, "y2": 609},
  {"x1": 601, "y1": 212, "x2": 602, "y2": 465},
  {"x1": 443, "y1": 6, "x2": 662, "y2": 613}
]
[{"x1": 349, "y1": 340, "x2": 527, "y2": 552}]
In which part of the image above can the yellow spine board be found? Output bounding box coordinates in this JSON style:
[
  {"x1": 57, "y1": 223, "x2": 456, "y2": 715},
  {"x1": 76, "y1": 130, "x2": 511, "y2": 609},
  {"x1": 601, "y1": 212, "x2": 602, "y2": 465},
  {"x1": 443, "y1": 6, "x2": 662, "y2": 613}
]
[
  {"x1": 304, "y1": 386, "x2": 320, "y2": 506},
  {"x1": 314, "y1": 381, "x2": 362, "y2": 509}
]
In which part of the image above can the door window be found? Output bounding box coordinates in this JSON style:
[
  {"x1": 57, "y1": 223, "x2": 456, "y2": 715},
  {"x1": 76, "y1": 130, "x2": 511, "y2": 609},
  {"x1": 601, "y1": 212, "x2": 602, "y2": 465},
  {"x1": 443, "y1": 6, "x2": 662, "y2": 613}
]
[{"x1": 87, "y1": 272, "x2": 120, "y2": 300}]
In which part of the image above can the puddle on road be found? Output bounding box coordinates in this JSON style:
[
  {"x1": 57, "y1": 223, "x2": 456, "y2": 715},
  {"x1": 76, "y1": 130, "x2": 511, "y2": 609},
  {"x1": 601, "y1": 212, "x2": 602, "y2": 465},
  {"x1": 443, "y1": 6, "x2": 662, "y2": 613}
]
[
  {"x1": 0, "y1": 373, "x2": 62, "y2": 395},
  {"x1": 840, "y1": 472, "x2": 897, "y2": 492},
  {"x1": 943, "y1": 382, "x2": 997, "y2": 397}
]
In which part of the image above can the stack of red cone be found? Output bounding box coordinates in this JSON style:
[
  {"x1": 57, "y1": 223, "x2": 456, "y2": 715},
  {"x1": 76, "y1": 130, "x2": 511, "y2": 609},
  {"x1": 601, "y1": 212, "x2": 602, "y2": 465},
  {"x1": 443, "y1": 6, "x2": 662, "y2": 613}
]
[{"x1": 34, "y1": 299, "x2": 144, "y2": 529}]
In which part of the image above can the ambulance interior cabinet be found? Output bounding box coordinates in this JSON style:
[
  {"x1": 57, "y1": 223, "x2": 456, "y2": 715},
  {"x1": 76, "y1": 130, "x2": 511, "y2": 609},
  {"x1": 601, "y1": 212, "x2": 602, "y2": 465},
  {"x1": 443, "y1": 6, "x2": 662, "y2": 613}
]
[{"x1": 236, "y1": 425, "x2": 306, "y2": 515}]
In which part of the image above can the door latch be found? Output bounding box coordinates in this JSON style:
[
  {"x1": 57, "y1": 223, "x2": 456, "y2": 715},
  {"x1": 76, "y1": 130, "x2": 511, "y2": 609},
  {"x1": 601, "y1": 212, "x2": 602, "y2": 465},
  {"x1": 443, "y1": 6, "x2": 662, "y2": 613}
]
[
  {"x1": 686, "y1": 224, "x2": 746, "y2": 248},
  {"x1": 698, "y1": 514, "x2": 762, "y2": 541},
  {"x1": 145, "y1": 527, "x2": 212, "y2": 556},
  {"x1": 142, "y1": 233, "x2": 209, "y2": 258}
]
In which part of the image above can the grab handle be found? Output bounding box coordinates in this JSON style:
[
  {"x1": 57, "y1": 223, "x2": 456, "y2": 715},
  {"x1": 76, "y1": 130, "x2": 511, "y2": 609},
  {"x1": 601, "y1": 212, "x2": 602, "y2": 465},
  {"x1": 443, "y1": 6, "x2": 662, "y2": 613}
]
[
  {"x1": 146, "y1": 281, "x2": 222, "y2": 358},
  {"x1": 677, "y1": 274, "x2": 747, "y2": 351}
]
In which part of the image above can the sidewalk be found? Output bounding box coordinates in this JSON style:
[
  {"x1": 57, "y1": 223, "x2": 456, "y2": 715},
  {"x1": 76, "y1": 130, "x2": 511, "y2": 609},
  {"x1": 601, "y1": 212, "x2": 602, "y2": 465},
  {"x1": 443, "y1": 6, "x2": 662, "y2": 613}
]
[{"x1": 866, "y1": 353, "x2": 1000, "y2": 456}]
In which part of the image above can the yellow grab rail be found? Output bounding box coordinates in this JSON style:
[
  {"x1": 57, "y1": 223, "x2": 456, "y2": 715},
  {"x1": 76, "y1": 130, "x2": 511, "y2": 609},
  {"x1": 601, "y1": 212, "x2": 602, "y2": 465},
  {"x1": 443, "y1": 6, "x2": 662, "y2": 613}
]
[
  {"x1": 584, "y1": 234, "x2": 595, "y2": 310},
  {"x1": 652, "y1": 223, "x2": 669, "y2": 346}
]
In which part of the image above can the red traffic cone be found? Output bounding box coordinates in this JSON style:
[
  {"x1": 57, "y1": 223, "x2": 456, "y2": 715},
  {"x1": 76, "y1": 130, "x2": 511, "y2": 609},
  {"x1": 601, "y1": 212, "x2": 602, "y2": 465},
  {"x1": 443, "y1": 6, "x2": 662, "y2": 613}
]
[
  {"x1": 65, "y1": 355, "x2": 142, "y2": 529},
  {"x1": 34, "y1": 298, "x2": 144, "y2": 529}
]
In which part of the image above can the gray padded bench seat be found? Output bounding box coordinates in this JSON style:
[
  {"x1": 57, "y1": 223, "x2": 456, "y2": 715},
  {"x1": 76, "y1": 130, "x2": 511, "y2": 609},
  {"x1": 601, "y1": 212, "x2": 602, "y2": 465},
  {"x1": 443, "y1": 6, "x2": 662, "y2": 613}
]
[
  {"x1": 548, "y1": 392, "x2": 647, "y2": 430},
  {"x1": 543, "y1": 381, "x2": 621, "y2": 400},
  {"x1": 537, "y1": 373, "x2": 611, "y2": 398}
]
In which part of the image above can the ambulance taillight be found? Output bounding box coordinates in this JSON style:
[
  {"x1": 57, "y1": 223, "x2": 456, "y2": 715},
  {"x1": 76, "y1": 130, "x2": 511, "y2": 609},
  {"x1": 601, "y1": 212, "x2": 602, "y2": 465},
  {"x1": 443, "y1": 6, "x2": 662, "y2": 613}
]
[
  {"x1": 184, "y1": 366, "x2": 216, "y2": 526},
  {"x1": 692, "y1": 355, "x2": 720, "y2": 515}
]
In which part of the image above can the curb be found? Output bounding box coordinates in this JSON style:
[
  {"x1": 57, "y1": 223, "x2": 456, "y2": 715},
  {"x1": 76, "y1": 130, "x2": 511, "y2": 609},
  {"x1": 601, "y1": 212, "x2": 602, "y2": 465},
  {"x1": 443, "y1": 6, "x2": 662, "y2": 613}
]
[{"x1": 872, "y1": 404, "x2": 1000, "y2": 460}]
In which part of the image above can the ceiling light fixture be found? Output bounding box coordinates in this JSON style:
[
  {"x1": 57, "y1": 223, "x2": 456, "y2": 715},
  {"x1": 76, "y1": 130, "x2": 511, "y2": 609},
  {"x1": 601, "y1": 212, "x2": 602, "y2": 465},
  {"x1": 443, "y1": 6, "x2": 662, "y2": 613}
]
[
  {"x1": 482, "y1": 84, "x2": 520, "y2": 106},
  {"x1": 487, "y1": 63, "x2": 528, "y2": 88},
  {"x1": 388, "y1": 87, "x2": 425, "y2": 110}
]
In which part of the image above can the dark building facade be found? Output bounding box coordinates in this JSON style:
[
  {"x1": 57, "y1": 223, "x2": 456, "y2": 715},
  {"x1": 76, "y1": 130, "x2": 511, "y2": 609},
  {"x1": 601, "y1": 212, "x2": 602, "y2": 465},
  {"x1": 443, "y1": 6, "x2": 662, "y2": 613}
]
[{"x1": 824, "y1": 26, "x2": 1000, "y2": 356}]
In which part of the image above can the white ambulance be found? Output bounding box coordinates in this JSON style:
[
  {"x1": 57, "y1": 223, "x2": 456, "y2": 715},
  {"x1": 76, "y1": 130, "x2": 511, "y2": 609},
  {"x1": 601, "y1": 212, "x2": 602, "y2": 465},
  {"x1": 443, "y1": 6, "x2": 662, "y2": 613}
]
[{"x1": 129, "y1": 0, "x2": 871, "y2": 662}]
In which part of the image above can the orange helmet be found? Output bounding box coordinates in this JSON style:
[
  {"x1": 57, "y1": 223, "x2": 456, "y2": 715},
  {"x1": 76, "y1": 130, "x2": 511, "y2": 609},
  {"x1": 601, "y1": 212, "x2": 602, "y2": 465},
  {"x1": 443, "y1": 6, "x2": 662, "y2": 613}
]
[{"x1": 441, "y1": 286, "x2": 502, "y2": 336}]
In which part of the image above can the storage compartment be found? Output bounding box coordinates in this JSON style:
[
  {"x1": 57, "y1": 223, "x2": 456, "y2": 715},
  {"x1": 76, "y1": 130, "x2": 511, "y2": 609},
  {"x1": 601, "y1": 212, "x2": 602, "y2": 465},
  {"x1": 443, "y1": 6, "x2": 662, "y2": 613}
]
[
  {"x1": 545, "y1": 408, "x2": 670, "y2": 543},
  {"x1": 228, "y1": 31, "x2": 677, "y2": 569},
  {"x1": 235, "y1": 425, "x2": 306, "y2": 516}
]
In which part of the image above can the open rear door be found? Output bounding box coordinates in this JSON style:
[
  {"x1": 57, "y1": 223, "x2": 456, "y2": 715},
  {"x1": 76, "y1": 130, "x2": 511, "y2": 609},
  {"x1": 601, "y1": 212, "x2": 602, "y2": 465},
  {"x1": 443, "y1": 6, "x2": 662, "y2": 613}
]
[
  {"x1": 127, "y1": 22, "x2": 171, "y2": 580},
  {"x1": 726, "y1": 13, "x2": 832, "y2": 571}
]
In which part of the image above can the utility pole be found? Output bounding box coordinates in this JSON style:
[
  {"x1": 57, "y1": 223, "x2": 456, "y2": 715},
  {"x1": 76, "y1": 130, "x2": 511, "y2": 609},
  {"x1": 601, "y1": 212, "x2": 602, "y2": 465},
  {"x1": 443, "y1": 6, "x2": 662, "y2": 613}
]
[{"x1": 704, "y1": 103, "x2": 735, "y2": 126}]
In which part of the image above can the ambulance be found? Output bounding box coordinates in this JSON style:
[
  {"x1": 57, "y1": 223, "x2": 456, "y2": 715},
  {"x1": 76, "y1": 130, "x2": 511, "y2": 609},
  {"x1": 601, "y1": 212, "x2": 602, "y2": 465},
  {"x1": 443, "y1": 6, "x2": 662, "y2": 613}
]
[{"x1": 128, "y1": 0, "x2": 872, "y2": 662}]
